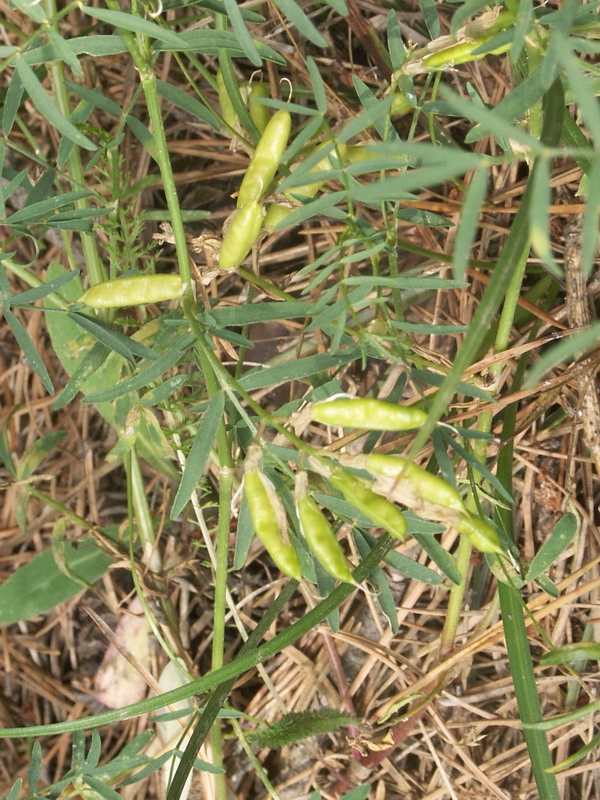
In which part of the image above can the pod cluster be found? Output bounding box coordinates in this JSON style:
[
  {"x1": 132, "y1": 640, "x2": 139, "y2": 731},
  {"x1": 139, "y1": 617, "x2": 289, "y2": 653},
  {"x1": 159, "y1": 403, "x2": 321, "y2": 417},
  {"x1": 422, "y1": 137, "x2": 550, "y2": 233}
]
[
  {"x1": 243, "y1": 396, "x2": 502, "y2": 584},
  {"x1": 218, "y1": 104, "x2": 291, "y2": 271}
]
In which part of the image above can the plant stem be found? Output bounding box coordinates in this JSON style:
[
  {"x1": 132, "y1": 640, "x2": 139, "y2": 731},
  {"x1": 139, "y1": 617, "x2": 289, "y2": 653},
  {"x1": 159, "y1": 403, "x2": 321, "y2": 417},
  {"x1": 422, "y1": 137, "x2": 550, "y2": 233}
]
[
  {"x1": 115, "y1": 21, "x2": 192, "y2": 290},
  {"x1": 44, "y1": 0, "x2": 105, "y2": 286}
]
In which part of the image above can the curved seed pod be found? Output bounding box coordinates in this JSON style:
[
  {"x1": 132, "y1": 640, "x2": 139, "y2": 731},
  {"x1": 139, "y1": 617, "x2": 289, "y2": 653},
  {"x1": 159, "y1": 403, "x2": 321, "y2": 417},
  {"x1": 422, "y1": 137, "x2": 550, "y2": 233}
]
[
  {"x1": 457, "y1": 510, "x2": 503, "y2": 554},
  {"x1": 244, "y1": 469, "x2": 302, "y2": 580},
  {"x1": 311, "y1": 396, "x2": 427, "y2": 431},
  {"x1": 328, "y1": 470, "x2": 406, "y2": 541},
  {"x1": 219, "y1": 200, "x2": 265, "y2": 270},
  {"x1": 81, "y1": 275, "x2": 183, "y2": 308},
  {"x1": 365, "y1": 454, "x2": 465, "y2": 513},
  {"x1": 248, "y1": 81, "x2": 270, "y2": 133},
  {"x1": 237, "y1": 109, "x2": 292, "y2": 207},
  {"x1": 296, "y1": 472, "x2": 355, "y2": 584}
]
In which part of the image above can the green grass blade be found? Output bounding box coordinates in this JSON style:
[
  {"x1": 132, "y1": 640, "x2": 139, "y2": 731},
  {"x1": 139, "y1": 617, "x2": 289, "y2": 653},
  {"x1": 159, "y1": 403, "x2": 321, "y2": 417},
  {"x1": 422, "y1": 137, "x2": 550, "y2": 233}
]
[
  {"x1": 498, "y1": 583, "x2": 560, "y2": 798},
  {"x1": 452, "y1": 165, "x2": 488, "y2": 281}
]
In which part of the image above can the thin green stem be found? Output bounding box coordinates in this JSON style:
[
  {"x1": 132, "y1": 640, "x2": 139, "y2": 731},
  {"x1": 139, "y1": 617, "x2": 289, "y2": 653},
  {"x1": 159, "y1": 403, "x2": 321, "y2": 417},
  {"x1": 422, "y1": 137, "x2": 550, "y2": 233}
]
[
  {"x1": 114, "y1": 21, "x2": 191, "y2": 289},
  {"x1": 439, "y1": 533, "x2": 472, "y2": 655},
  {"x1": 44, "y1": 0, "x2": 105, "y2": 286}
]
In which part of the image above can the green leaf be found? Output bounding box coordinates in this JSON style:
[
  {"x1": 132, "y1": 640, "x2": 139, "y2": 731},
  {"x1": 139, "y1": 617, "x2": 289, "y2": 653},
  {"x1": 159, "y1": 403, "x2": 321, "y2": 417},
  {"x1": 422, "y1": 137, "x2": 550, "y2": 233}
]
[
  {"x1": 580, "y1": 155, "x2": 600, "y2": 278},
  {"x1": 387, "y1": 10, "x2": 406, "y2": 71},
  {"x1": 47, "y1": 27, "x2": 84, "y2": 76},
  {"x1": 85, "y1": 730, "x2": 102, "y2": 771},
  {"x1": 530, "y1": 156, "x2": 559, "y2": 276},
  {"x1": 354, "y1": 529, "x2": 398, "y2": 632},
  {"x1": 412, "y1": 532, "x2": 461, "y2": 584},
  {"x1": 81, "y1": 6, "x2": 188, "y2": 48},
  {"x1": 359, "y1": 530, "x2": 441, "y2": 585},
  {"x1": 419, "y1": 0, "x2": 440, "y2": 38},
  {"x1": 440, "y1": 84, "x2": 542, "y2": 155},
  {"x1": 27, "y1": 742, "x2": 42, "y2": 793},
  {"x1": 83, "y1": 333, "x2": 195, "y2": 403},
  {"x1": 525, "y1": 513, "x2": 578, "y2": 582},
  {"x1": 498, "y1": 581, "x2": 560, "y2": 800},
  {"x1": 307, "y1": 56, "x2": 327, "y2": 113},
  {"x1": 14, "y1": 57, "x2": 96, "y2": 151},
  {"x1": 324, "y1": 0, "x2": 347, "y2": 15},
  {"x1": 200, "y1": 300, "x2": 324, "y2": 326},
  {"x1": 82, "y1": 774, "x2": 123, "y2": 800},
  {"x1": 349, "y1": 162, "x2": 481, "y2": 204},
  {"x1": 546, "y1": 728, "x2": 600, "y2": 774},
  {"x1": 525, "y1": 322, "x2": 600, "y2": 387},
  {"x1": 237, "y1": 348, "x2": 361, "y2": 393},
  {"x1": 17, "y1": 431, "x2": 67, "y2": 480},
  {"x1": 6, "y1": 189, "x2": 93, "y2": 225},
  {"x1": 156, "y1": 30, "x2": 286, "y2": 63},
  {"x1": 540, "y1": 640, "x2": 600, "y2": 666},
  {"x1": 2, "y1": 69, "x2": 25, "y2": 137},
  {"x1": 338, "y1": 96, "x2": 394, "y2": 142},
  {"x1": 156, "y1": 79, "x2": 220, "y2": 130},
  {"x1": 233, "y1": 494, "x2": 254, "y2": 570},
  {"x1": 11, "y1": 0, "x2": 46, "y2": 21},
  {"x1": 4, "y1": 307, "x2": 54, "y2": 393},
  {"x1": 171, "y1": 392, "x2": 225, "y2": 519},
  {"x1": 249, "y1": 708, "x2": 359, "y2": 748},
  {"x1": 223, "y1": 0, "x2": 262, "y2": 65},
  {"x1": 68, "y1": 311, "x2": 158, "y2": 363},
  {"x1": 510, "y1": 0, "x2": 533, "y2": 64},
  {"x1": 64, "y1": 81, "x2": 123, "y2": 115},
  {"x1": 353, "y1": 78, "x2": 398, "y2": 142},
  {"x1": 277, "y1": 191, "x2": 347, "y2": 228},
  {"x1": 534, "y1": 572, "x2": 560, "y2": 597},
  {"x1": 4, "y1": 779, "x2": 23, "y2": 800},
  {"x1": 271, "y1": 0, "x2": 328, "y2": 47},
  {"x1": 0, "y1": 539, "x2": 112, "y2": 624},
  {"x1": 11, "y1": 270, "x2": 80, "y2": 306}
]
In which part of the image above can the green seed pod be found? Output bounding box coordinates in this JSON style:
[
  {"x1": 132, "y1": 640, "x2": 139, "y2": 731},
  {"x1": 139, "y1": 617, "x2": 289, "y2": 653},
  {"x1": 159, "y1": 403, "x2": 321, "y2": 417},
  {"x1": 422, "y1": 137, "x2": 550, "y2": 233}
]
[
  {"x1": 248, "y1": 81, "x2": 270, "y2": 134},
  {"x1": 421, "y1": 38, "x2": 509, "y2": 70},
  {"x1": 457, "y1": 510, "x2": 503, "y2": 554},
  {"x1": 263, "y1": 202, "x2": 294, "y2": 230},
  {"x1": 244, "y1": 468, "x2": 302, "y2": 580},
  {"x1": 365, "y1": 454, "x2": 465, "y2": 513},
  {"x1": 311, "y1": 396, "x2": 427, "y2": 431},
  {"x1": 296, "y1": 472, "x2": 355, "y2": 584},
  {"x1": 284, "y1": 143, "x2": 347, "y2": 202},
  {"x1": 217, "y1": 69, "x2": 237, "y2": 131},
  {"x1": 391, "y1": 91, "x2": 412, "y2": 116},
  {"x1": 328, "y1": 470, "x2": 406, "y2": 541},
  {"x1": 219, "y1": 200, "x2": 265, "y2": 270},
  {"x1": 80, "y1": 275, "x2": 183, "y2": 308},
  {"x1": 237, "y1": 109, "x2": 292, "y2": 207}
]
